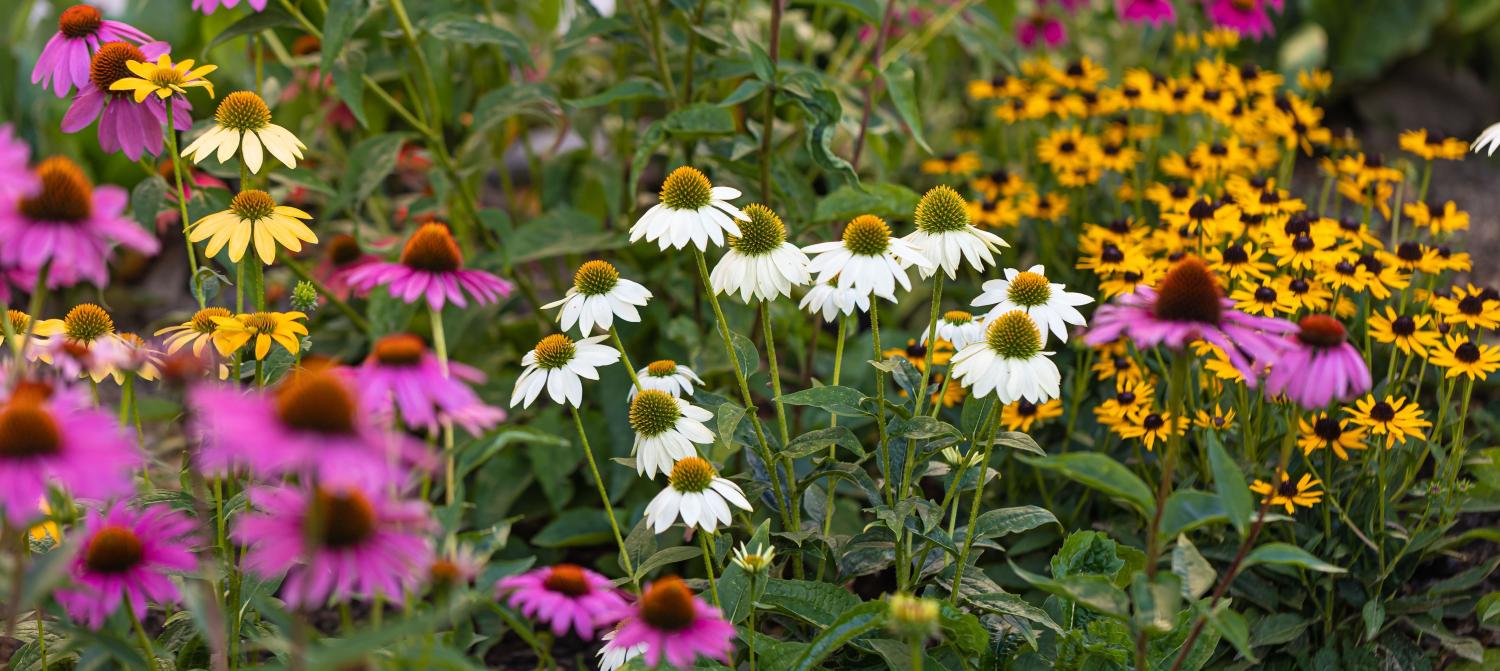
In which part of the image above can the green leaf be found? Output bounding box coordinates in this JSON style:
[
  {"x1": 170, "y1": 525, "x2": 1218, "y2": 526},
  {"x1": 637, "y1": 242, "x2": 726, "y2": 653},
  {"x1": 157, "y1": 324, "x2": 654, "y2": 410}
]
[
  {"x1": 731, "y1": 332, "x2": 760, "y2": 377},
  {"x1": 1207, "y1": 433, "x2": 1252, "y2": 536},
  {"x1": 320, "y1": 0, "x2": 368, "y2": 73},
  {"x1": 715, "y1": 402, "x2": 748, "y2": 452},
  {"x1": 993, "y1": 431, "x2": 1046, "y2": 457},
  {"x1": 938, "y1": 602, "x2": 989, "y2": 657},
  {"x1": 780, "y1": 385, "x2": 868, "y2": 417},
  {"x1": 1131, "y1": 572, "x2": 1181, "y2": 634},
  {"x1": 635, "y1": 546, "x2": 702, "y2": 578},
  {"x1": 1362, "y1": 600, "x2": 1385, "y2": 642},
  {"x1": 662, "y1": 103, "x2": 736, "y2": 138},
  {"x1": 965, "y1": 505, "x2": 1059, "y2": 542},
  {"x1": 1160, "y1": 490, "x2": 1228, "y2": 539},
  {"x1": 422, "y1": 13, "x2": 531, "y2": 65},
  {"x1": 622, "y1": 517, "x2": 657, "y2": 578},
  {"x1": 468, "y1": 83, "x2": 555, "y2": 136},
  {"x1": 531, "y1": 509, "x2": 612, "y2": 548},
  {"x1": 206, "y1": 6, "x2": 294, "y2": 53},
  {"x1": 1208, "y1": 603, "x2": 1255, "y2": 663},
  {"x1": 332, "y1": 132, "x2": 411, "y2": 216},
  {"x1": 760, "y1": 579, "x2": 863, "y2": 627},
  {"x1": 331, "y1": 47, "x2": 368, "y2": 127},
  {"x1": 1476, "y1": 591, "x2": 1500, "y2": 627},
  {"x1": 1020, "y1": 453, "x2": 1154, "y2": 517},
  {"x1": 1244, "y1": 543, "x2": 1346, "y2": 574},
  {"x1": 788, "y1": 601, "x2": 888, "y2": 671},
  {"x1": 1010, "y1": 560, "x2": 1130, "y2": 620},
  {"x1": 131, "y1": 176, "x2": 167, "y2": 230},
  {"x1": 964, "y1": 591, "x2": 1063, "y2": 633},
  {"x1": 882, "y1": 59, "x2": 931, "y2": 153},
  {"x1": 566, "y1": 78, "x2": 668, "y2": 110},
  {"x1": 719, "y1": 79, "x2": 766, "y2": 107},
  {"x1": 717, "y1": 520, "x2": 770, "y2": 623},
  {"x1": 783, "y1": 426, "x2": 864, "y2": 459},
  {"x1": 1171, "y1": 535, "x2": 1215, "y2": 601},
  {"x1": 504, "y1": 207, "x2": 621, "y2": 264},
  {"x1": 814, "y1": 183, "x2": 921, "y2": 222}
]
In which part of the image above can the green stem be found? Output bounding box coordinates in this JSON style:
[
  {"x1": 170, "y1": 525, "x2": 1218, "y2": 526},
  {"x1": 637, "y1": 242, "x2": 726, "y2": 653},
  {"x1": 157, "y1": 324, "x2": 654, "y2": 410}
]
[
  {"x1": 871, "y1": 296, "x2": 893, "y2": 506},
  {"x1": 747, "y1": 572, "x2": 759, "y2": 671},
  {"x1": 950, "y1": 409, "x2": 1002, "y2": 603},
  {"x1": 127, "y1": 606, "x2": 160, "y2": 671},
  {"x1": 699, "y1": 532, "x2": 720, "y2": 607},
  {"x1": 912, "y1": 274, "x2": 944, "y2": 418},
  {"x1": 760, "y1": 301, "x2": 802, "y2": 572},
  {"x1": 692, "y1": 249, "x2": 793, "y2": 531},
  {"x1": 165, "y1": 103, "x2": 203, "y2": 308},
  {"x1": 610, "y1": 326, "x2": 643, "y2": 391},
  {"x1": 816, "y1": 316, "x2": 848, "y2": 580},
  {"x1": 278, "y1": 252, "x2": 372, "y2": 335},
  {"x1": 571, "y1": 407, "x2": 640, "y2": 591},
  {"x1": 429, "y1": 306, "x2": 459, "y2": 509},
  {"x1": 911, "y1": 637, "x2": 924, "y2": 671},
  {"x1": 760, "y1": 0, "x2": 784, "y2": 203}
]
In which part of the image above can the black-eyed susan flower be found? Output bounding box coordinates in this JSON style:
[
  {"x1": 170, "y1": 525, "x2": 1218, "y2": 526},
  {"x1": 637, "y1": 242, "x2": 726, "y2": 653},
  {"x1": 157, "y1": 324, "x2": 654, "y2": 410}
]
[
  {"x1": 1093, "y1": 379, "x2": 1155, "y2": 427},
  {"x1": 1116, "y1": 410, "x2": 1185, "y2": 451},
  {"x1": 1207, "y1": 243, "x2": 1273, "y2": 283},
  {"x1": 1355, "y1": 253, "x2": 1410, "y2": 300},
  {"x1": 1230, "y1": 281, "x2": 1294, "y2": 317},
  {"x1": 1000, "y1": 398, "x2": 1062, "y2": 432},
  {"x1": 108, "y1": 54, "x2": 215, "y2": 102},
  {"x1": 1428, "y1": 334, "x2": 1500, "y2": 381},
  {"x1": 1251, "y1": 470, "x2": 1323, "y2": 514},
  {"x1": 1193, "y1": 341, "x2": 1246, "y2": 384},
  {"x1": 1273, "y1": 275, "x2": 1333, "y2": 314},
  {"x1": 181, "y1": 91, "x2": 305, "y2": 173},
  {"x1": 1297, "y1": 69, "x2": 1332, "y2": 96},
  {"x1": 1036, "y1": 127, "x2": 1100, "y2": 172},
  {"x1": 1404, "y1": 200, "x2": 1469, "y2": 234},
  {"x1": 1347, "y1": 395, "x2": 1429, "y2": 449},
  {"x1": 1399, "y1": 129, "x2": 1468, "y2": 162},
  {"x1": 210, "y1": 311, "x2": 308, "y2": 360},
  {"x1": 1193, "y1": 405, "x2": 1236, "y2": 431},
  {"x1": 883, "y1": 338, "x2": 954, "y2": 372},
  {"x1": 1299, "y1": 412, "x2": 1367, "y2": 461},
  {"x1": 971, "y1": 169, "x2": 1026, "y2": 201},
  {"x1": 969, "y1": 197, "x2": 1020, "y2": 229},
  {"x1": 1432, "y1": 284, "x2": 1500, "y2": 330},
  {"x1": 919, "y1": 151, "x2": 981, "y2": 176},
  {"x1": 188, "y1": 189, "x2": 317, "y2": 265},
  {"x1": 1098, "y1": 266, "x2": 1166, "y2": 300},
  {"x1": 1091, "y1": 340, "x2": 1145, "y2": 383},
  {"x1": 1018, "y1": 192, "x2": 1068, "y2": 222},
  {"x1": 1368, "y1": 308, "x2": 1440, "y2": 356}
]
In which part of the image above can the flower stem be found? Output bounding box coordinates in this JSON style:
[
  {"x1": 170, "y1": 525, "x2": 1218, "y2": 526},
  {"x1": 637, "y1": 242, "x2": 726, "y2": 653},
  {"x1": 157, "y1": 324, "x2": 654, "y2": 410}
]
[
  {"x1": 570, "y1": 406, "x2": 640, "y2": 591},
  {"x1": 911, "y1": 274, "x2": 944, "y2": 418},
  {"x1": 429, "y1": 306, "x2": 459, "y2": 509},
  {"x1": 816, "y1": 316, "x2": 847, "y2": 581},
  {"x1": 164, "y1": 102, "x2": 204, "y2": 308},
  {"x1": 699, "y1": 531, "x2": 720, "y2": 607},
  {"x1": 761, "y1": 302, "x2": 802, "y2": 569},
  {"x1": 850, "y1": 0, "x2": 899, "y2": 169},
  {"x1": 870, "y1": 295, "x2": 893, "y2": 506},
  {"x1": 127, "y1": 605, "x2": 160, "y2": 671},
  {"x1": 278, "y1": 252, "x2": 372, "y2": 335},
  {"x1": 949, "y1": 408, "x2": 1002, "y2": 603},
  {"x1": 692, "y1": 249, "x2": 794, "y2": 532},
  {"x1": 747, "y1": 572, "x2": 759, "y2": 671},
  {"x1": 609, "y1": 326, "x2": 642, "y2": 391},
  {"x1": 760, "y1": 0, "x2": 784, "y2": 203},
  {"x1": 1135, "y1": 353, "x2": 1191, "y2": 667}
]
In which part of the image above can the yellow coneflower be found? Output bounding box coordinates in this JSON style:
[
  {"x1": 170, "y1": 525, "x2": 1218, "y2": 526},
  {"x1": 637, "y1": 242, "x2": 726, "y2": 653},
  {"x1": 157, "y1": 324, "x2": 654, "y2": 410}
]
[
  {"x1": 1347, "y1": 396, "x2": 1429, "y2": 449},
  {"x1": 154, "y1": 307, "x2": 234, "y2": 356},
  {"x1": 211, "y1": 311, "x2": 309, "y2": 360},
  {"x1": 108, "y1": 54, "x2": 216, "y2": 101},
  {"x1": 189, "y1": 189, "x2": 317, "y2": 265},
  {"x1": 1251, "y1": 470, "x2": 1323, "y2": 514},
  {"x1": 182, "y1": 91, "x2": 306, "y2": 174}
]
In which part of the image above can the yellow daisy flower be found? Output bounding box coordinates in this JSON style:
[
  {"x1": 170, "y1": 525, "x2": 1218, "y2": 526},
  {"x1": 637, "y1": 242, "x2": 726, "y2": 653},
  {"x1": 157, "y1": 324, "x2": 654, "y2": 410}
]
[
  {"x1": 211, "y1": 311, "x2": 309, "y2": 360},
  {"x1": 1428, "y1": 333, "x2": 1500, "y2": 381},
  {"x1": 109, "y1": 54, "x2": 216, "y2": 102},
  {"x1": 1298, "y1": 412, "x2": 1367, "y2": 461},
  {"x1": 1367, "y1": 308, "x2": 1440, "y2": 356},
  {"x1": 1115, "y1": 411, "x2": 1186, "y2": 452},
  {"x1": 1432, "y1": 284, "x2": 1500, "y2": 330},
  {"x1": 999, "y1": 398, "x2": 1062, "y2": 432},
  {"x1": 1250, "y1": 470, "x2": 1323, "y2": 514},
  {"x1": 1346, "y1": 396, "x2": 1429, "y2": 449},
  {"x1": 189, "y1": 190, "x2": 318, "y2": 265},
  {"x1": 154, "y1": 307, "x2": 234, "y2": 356}
]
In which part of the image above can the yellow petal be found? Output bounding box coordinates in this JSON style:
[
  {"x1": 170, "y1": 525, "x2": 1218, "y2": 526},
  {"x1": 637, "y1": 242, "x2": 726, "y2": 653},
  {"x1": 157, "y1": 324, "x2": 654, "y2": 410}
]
[{"x1": 254, "y1": 334, "x2": 271, "y2": 360}]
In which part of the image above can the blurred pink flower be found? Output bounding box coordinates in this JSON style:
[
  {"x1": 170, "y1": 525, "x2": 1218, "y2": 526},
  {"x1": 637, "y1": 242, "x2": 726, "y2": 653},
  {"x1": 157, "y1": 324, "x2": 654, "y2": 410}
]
[
  {"x1": 1017, "y1": 14, "x2": 1067, "y2": 49},
  {"x1": 32, "y1": 4, "x2": 152, "y2": 98}
]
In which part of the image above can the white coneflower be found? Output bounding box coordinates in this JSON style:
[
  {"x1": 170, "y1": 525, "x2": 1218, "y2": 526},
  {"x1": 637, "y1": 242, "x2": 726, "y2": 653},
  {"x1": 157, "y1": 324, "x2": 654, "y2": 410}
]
[
  {"x1": 629, "y1": 389, "x2": 714, "y2": 479},
  {"x1": 643, "y1": 457, "x2": 752, "y2": 533},
  {"x1": 902, "y1": 185, "x2": 1007, "y2": 279},
  {"x1": 630, "y1": 166, "x2": 748, "y2": 251},
  {"x1": 731, "y1": 543, "x2": 775, "y2": 574},
  {"x1": 798, "y1": 280, "x2": 870, "y2": 322},
  {"x1": 709, "y1": 204, "x2": 810, "y2": 302},
  {"x1": 949, "y1": 310, "x2": 1061, "y2": 404},
  {"x1": 925, "y1": 310, "x2": 984, "y2": 350},
  {"x1": 630, "y1": 359, "x2": 704, "y2": 399},
  {"x1": 541, "y1": 260, "x2": 652, "y2": 336},
  {"x1": 596, "y1": 627, "x2": 646, "y2": 671},
  {"x1": 510, "y1": 333, "x2": 619, "y2": 408},
  {"x1": 972, "y1": 265, "x2": 1093, "y2": 343},
  {"x1": 181, "y1": 91, "x2": 305, "y2": 174},
  {"x1": 804, "y1": 215, "x2": 933, "y2": 302},
  {"x1": 1473, "y1": 121, "x2": 1500, "y2": 156}
]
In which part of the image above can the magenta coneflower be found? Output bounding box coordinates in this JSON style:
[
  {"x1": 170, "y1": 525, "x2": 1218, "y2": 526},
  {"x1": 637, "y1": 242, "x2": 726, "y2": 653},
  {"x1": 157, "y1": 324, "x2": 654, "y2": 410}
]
[
  {"x1": 1203, "y1": 0, "x2": 1278, "y2": 40},
  {"x1": 1117, "y1": 0, "x2": 1177, "y2": 26},
  {"x1": 0, "y1": 380, "x2": 139, "y2": 525},
  {"x1": 31, "y1": 4, "x2": 152, "y2": 98},
  {"x1": 62, "y1": 41, "x2": 191, "y2": 161},
  {"x1": 1017, "y1": 13, "x2": 1067, "y2": 49},
  {"x1": 55, "y1": 502, "x2": 197, "y2": 629},
  {"x1": 192, "y1": 0, "x2": 269, "y2": 14},
  {"x1": 1263, "y1": 314, "x2": 1371, "y2": 409},
  {"x1": 234, "y1": 483, "x2": 434, "y2": 609},
  {"x1": 0, "y1": 156, "x2": 160, "y2": 289},
  {"x1": 189, "y1": 363, "x2": 432, "y2": 487},
  {"x1": 344, "y1": 223, "x2": 513, "y2": 310},
  {"x1": 357, "y1": 333, "x2": 505, "y2": 436},
  {"x1": 497, "y1": 564, "x2": 628, "y2": 639},
  {"x1": 608, "y1": 576, "x2": 735, "y2": 668},
  {"x1": 313, "y1": 233, "x2": 380, "y2": 300},
  {"x1": 1084, "y1": 257, "x2": 1295, "y2": 384},
  {"x1": 0, "y1": 124, "x2": 37, "y2": 200}
]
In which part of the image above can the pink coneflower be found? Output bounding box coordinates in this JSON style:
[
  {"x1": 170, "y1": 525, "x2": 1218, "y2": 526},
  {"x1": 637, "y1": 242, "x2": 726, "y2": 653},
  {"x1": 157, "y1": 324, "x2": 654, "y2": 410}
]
[
  {"x1": 0, "y1": 380, "x2": 139, "y2": 525},
  {"x1": 1117, "y1": 0, "x2": 1177, "y2": 26},
  {"x1": 357, "y1": 333, "x2": 505, "y2": 436},
  {"x1": 191, "y1": 0, "x2": 268, "y2": 14},
  {"x1": 1203, "y1": 0, "x2": 1277, "y2": 40},
  {"x1": 344, "y1": 223, "x2": 514, "y2": 310},
  {"x1": 0, "y1": 156, "x2": 160, "y2": 289},
  {"x1": 1263, "y1": 314, "x2": 1370, "y2": 409},
  {"x1": 234, "y1": 483, "x2": 434, "y2": 608},
  {"x1": 62, "y1": 41, "x2": 191, "y2": 161},
  {"x1": 609, "y1": 576, "x2": 735, "y2": 668},
  {"x1": 1018, "y1": 13, "x2": 1067, "y2": 49},
  {"x1": 55, "y1": 502, "x2": 197, "y2": 629},
  {"x1": 1084, "y1": 257, "x2": 1295, "y2": 384},
  {"x1": 32, "y1": 4, "x2": 152, "y2": 98},
  {"x1": 0, "y1": 124, "x2": 37, "y2": 200},
  {"x1": 189, "y1": 363, "x2": 431, "y2": 487},
  {"x1": 426, "y1": 545, "x2": 483, "y2": 595},
  {"x1": 497, "y1": 564, "x2": 629, "y2": 639},
  {"x1": 313, "y1": 234, "x2": 381, "y2": 300}
]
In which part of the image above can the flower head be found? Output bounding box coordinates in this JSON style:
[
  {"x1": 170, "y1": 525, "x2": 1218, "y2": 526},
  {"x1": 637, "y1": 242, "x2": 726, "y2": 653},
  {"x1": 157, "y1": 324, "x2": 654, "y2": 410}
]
[
  {"x1": 497, "y1": 564, "x2": 628, "y2": 639},
  {"x1": 629, "y1": 390, "x2": 714, "y2": 479},
  {"x1": 1250, "y1": 470, "x2": 1323, "y2": 514},
  {"x1": 887, "y1": 593, "x2": 941, "y2": 641},
  {"x1": 60, "y1": 40, "x2": 189, "y2": 161},
  {"x1": 973, "y1": 265, "x2": 1092, "y2": 343},
  {"x1": 630, "y1": 167, "x2": 748, "y2": 251},
  {"x1": 949, "y1": 311, "x2": 1060, "y2": 404},
  {"x1": 731, "y1": 543, "x2": 775, "y2": 574},
  {"x1": 189, "y1": 189, "x2": 317, "y2": 264},
  {"x1": 511, "y1": 333, "x2": 620, "y2": 408},
  {"x1": 1116, "y1": 0, "x2": 1177, "y2": 26},
  {"x1": 804, "y1": 215, "x2": 933, "y2": 302},
  {"x1": 644, "y1": 457, "x2": 752, "y2": 533},
  {"x1": 182, "y1": 91, "x2": 306, "y2": 173},
  {"x1": 1429, "y1": 333, "x2": 1500, "y2": 381},
  {"x1": 55, "y1": 503, "x2": 197, "y2": 629},
  {"x1": 344, "y1": 223, "x2": 514, "y2": 310},
  {"x1": 1298, "y1": 412, "x2": 1366, "y2": 461},
  {"x1": 542, "y1": 260, "x2": 652, "y2": 335},
  {"x1": 0, "y1": 381, "x2": 139, "y2": 524},
  {"x1": 32, "y1": 5, "x2": 152, "y2": 97},
  {"x1": 1264, "y1": 314, "x2": 1370, "y2": 409},
  {"x1": 0, "y1": 124, "x2": 36, "y2": 200},
  {"x1": 210, "y1": 310, "x2": 307, "y2": 360},
  {"x1": 109, "y1": 54, "x2": 216, "y2": 102},
  {"x1": 631, "y1": 360, "x2": 704, "y2": 400},
  {"x1": 1347, "y1": 395, "x2": 1428, "y2": 448},
  {"x1": 358, "y1": 333, "x2": 505, "y2": 436},
  {"x1": 608, "y1": 576, "x2": 736, "y2": 668},
  {"x1": 904, "y1": 185, "x2": 1008, "y2": 279},
  {"x1": 710, "y1": 204, "x2": 811, "y2": 302},
  {"x1": 927, "y1": 310, "x2": 985, "y2": 350},
  {"x1": 234, "y1": 483, "x2": 434, "y2": 608},
  {"x1": 798, "y1": 280, "x2": 871, "y2": 322}
]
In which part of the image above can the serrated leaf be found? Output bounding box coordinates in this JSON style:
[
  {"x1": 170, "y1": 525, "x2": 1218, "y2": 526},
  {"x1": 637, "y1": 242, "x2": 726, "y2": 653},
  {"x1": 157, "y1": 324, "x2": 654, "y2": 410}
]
[
  {"x1": 760, "y1": 579, "x2": 863, "y2": 627},
  {"x1": 965, "y1": 591, "x2": 1063, "y2": 633},
  {"x1": 332, "y1": 132, "x2": 410, "y2": 216},
  {"x1": 964, "y1": 506, "x2": 1059, "y2": 542}
]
